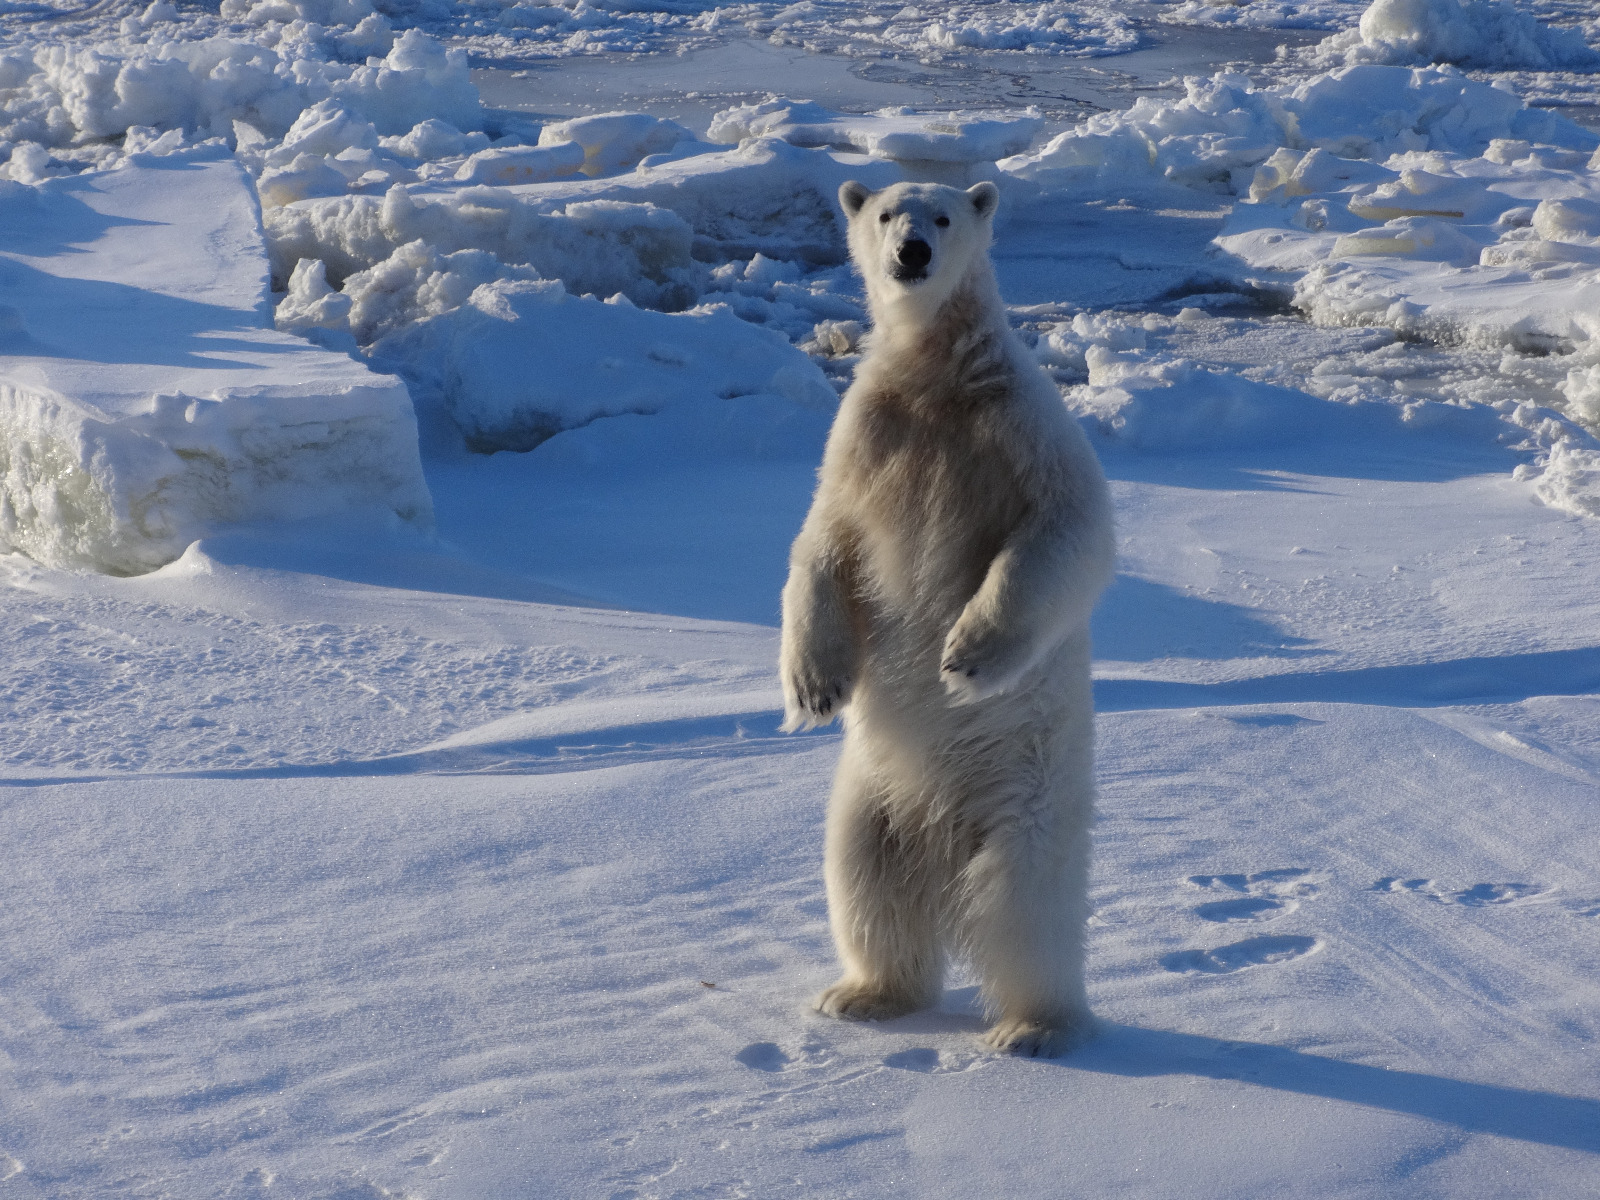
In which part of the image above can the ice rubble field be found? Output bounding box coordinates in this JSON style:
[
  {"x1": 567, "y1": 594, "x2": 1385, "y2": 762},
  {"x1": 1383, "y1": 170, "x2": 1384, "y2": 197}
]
[{"x1": 3, "y1": 0, "x2": 1600, "y2": 1196}]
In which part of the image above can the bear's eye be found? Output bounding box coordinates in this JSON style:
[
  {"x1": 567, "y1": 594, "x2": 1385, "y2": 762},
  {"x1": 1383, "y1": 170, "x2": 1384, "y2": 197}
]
[
  {"x1": 878, "y1": 211, "x2": 891, "y2": 223},
  {"x1": 935, "y1": 215, "x2": 949, "y2": 227}
]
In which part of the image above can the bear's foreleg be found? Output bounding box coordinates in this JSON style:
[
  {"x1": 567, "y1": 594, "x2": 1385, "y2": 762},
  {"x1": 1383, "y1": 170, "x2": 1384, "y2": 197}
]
[
  {"x1": 958, "y1": 787, "x2": 1095, "y2": 1057},
  {"x1": 780, "y1": 520, "x2": 858, "y2": 732},
  {"x1": 815, "y1": 743, "x2": 944, "y2": 1021},
  {"x1": 941, "y1": 519, "x2": 1113, "y2": 705}
]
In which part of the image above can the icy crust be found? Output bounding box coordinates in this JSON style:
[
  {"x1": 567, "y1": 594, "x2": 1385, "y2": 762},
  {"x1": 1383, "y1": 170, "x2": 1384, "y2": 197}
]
[
  {"x1": 0, "y1": 374, "x2": 428, "y2": 575},
  {"x1": 1, "y1": 0, "x2": 1142, "y2": 65},
  {"x1": 433, "y1": 0, "x2": 1139, "y2": 61},
  {"x1": 1030, "y1": 309, "x2": 1511, "y2": 451},
  {"x1": 1216, "y1": 136, "x2": 1600, "y2": 356},
  {"x1": 378, "y1": 277, "x2": 837, "y2": 453},
  {"x1": 998, "y1": 59, "x2": 1600, "y2": 506},
  {"x1": 1532, "y1": 439, "x2": 1600, "y2": 517},
  {"x1": 228, "y1": 92, "x2": 1003, "y2": 455},
  {"x1": 1159, "y1": 0, "x2": 1370, "y2": 32},
  {"x1": 264, "y1": 123, "x2": 951, "y2": 296},
  {"x1": 0, "y1": 155, "x2": 430, "y2": 574},
  {"x1": 1161, "y1": 0, "x2": 1600, "y2": 61},
  {"x1": 1004, "y1": 65, "x2": 1600, "y2": 374}
]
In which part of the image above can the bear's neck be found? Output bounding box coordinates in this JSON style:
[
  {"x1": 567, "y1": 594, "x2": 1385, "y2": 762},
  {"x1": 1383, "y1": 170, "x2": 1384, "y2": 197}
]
[{"x1": 862, "y1": 259, "x2": 1013, "y2": 384}]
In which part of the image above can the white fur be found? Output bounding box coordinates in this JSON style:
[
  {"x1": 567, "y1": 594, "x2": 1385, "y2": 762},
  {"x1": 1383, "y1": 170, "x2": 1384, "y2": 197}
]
[{"x1": 780, "y1": 180, "x2": 1115, "y2": 1056}]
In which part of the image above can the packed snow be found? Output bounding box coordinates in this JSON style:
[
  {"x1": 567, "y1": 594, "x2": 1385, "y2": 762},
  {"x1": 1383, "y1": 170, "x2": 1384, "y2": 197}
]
[{"x1": 1, "y1": 0, "x2": 1598, "y2": 1195}]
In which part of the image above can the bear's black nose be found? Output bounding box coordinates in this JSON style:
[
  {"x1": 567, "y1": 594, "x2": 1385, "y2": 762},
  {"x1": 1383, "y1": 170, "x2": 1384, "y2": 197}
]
[{"x1": 897, "y1": 239, "x2": 932, "y2": 271}]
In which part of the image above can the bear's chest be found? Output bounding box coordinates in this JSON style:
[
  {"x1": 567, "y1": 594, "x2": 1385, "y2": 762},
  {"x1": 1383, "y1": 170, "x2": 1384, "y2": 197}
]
[{"x1": 844, "y1": 393, "x2": 1029, "y2": 600}]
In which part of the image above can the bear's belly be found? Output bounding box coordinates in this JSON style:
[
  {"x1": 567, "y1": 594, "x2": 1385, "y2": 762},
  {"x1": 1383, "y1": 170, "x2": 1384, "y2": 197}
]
[{"x1": 846, "y1": 629, "x2": 1095, "y2": 817}]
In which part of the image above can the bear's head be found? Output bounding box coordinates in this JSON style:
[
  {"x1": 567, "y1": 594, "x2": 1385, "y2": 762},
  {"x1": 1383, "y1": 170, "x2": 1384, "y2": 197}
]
[{"x1": 838, "y1": 180, "x2": 999, "y2": 317}]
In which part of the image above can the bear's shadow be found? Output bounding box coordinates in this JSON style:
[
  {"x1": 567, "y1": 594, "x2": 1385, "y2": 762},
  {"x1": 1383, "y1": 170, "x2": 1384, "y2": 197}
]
[
  {"x1": 875, "y1": 985, "x2": 989, "y2": 1037},
  {"x1": 871, "y1": 1013, "x2": 1600, "y2": 1154},
  {"x1": 1092, "y1": 575, "x2": 1325, "y2": 663}
]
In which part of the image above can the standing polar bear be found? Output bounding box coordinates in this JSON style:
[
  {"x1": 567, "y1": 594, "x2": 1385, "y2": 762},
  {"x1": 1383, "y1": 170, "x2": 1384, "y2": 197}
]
[{"x1": 780, "y1": 179, "x2": 1115, "y2": 1056}]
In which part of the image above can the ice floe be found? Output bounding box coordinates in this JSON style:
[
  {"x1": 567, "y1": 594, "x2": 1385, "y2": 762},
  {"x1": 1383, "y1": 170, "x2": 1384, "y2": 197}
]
[
  {"x1": 374, "y1": 276, "x2": 836, "y2": 453},
  {"x1": 1308, "y1": 0, "x2": 1600, "y2": 70},
  {"x1": 0, "y1": 153, "x2": 429, "y2": 573}
]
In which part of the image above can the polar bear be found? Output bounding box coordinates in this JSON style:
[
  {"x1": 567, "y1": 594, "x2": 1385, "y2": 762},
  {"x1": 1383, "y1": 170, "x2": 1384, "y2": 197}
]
[{"x1": 780, "y1": 179, "x2": 1115, "y2": 1056}]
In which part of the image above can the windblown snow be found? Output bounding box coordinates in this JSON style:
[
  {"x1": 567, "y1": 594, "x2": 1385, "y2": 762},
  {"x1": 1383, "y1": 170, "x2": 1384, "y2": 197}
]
[{"x1": 0, "y1": 0, "x2": 1597, "y2": 1195}]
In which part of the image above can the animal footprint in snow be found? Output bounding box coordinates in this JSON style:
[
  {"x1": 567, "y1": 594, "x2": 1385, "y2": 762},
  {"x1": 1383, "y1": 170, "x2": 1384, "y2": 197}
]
[
  {"x1": 1188, "y1": 868, "x2": 1320, "y2": 923},
  {"x1": 882, "y1": 1046, "x2": 985, "y2": 1074},
  {"x1": 1374, "y1": 878, "x2": 1549, "y2": 907},
  {"x1": 1162, "y1": 935, "x2": 1321, "y2": 975},
  {"x1": 734, "y1": 1038, "x2": 835, "y2": 1074},
  {"x1": 735, "y1": 1042, "x2": 792, "y2": 1072}
]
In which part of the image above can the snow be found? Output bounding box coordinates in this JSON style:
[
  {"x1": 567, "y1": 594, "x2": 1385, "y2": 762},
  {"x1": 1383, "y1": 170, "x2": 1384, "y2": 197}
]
[
  {"x1": 2, "y1": 427, "x2": 1598, "y2": 1196},
  {"x1": 1, "y1": 0, "x2": 1599, "y2": 1194},
  {"x1": 0, "y1": 28, "x2": 481, "y2": 175},
  {"x1": 538, "y1": 111, "x2": 695, "y2": 177},
  {"x1": 0, "y1": 152, "x2": 429, "y2": 574}
]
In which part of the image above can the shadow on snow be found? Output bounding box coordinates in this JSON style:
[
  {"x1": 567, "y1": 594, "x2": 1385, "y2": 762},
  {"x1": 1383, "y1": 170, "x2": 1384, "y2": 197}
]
[
  {"x1": 1095, "y1": 645, "x2": 1600, "y2": 711},
  {"x1": 1071, "y1": 1024, "x2": 1600, "y2": 1155}
]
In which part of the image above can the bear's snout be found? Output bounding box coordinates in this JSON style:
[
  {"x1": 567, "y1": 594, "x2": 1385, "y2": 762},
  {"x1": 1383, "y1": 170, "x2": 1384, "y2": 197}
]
[{"x1": 893, "y1": 238, "x2": 932, "y2": 280}]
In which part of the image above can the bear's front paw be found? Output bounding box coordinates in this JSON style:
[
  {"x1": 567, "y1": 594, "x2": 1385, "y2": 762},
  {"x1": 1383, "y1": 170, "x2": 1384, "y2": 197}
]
[
  {"x1": 815, "y1": 979, "x2": 922, "y2": 1022},
  {"x1": 781, "y1": 666, "x2": 852, "y2": 732},
  {"x1": 940, "y1": 624, "x2": 1023, "y2": 705}
]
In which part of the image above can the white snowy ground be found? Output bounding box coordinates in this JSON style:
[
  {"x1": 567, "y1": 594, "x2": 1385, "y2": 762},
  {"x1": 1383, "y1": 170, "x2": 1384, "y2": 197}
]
[
  {"x1": 3, "y1": 387, "x2": 1599, "y2": 1199},
  {"x1": 4, "y1": 1, "x2": 1600, "y2": 1198}
]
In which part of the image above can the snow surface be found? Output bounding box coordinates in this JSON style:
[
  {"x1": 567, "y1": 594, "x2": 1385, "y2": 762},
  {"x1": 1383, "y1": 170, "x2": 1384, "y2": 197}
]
[{"x1": 2, "y1": 0, "x2": 1599, "y2": 1195}]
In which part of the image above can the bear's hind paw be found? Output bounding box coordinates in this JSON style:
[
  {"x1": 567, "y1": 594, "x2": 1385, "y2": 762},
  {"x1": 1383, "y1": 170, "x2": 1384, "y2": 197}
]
[
  {"x1": 815, "y1": 980, "x2": 923, "y2": 1022},
  {"x1": 982, "y1": 1014, "x2": 1093, "y2": 1058}
]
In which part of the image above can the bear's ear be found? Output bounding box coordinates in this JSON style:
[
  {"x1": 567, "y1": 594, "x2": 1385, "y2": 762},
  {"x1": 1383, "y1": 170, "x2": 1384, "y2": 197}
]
[
  {"x1": 839, "y1": 180, "x2": 873, "y2": 218},
  {"x1": 968, "y1": 181, "x2": 999, "y2": 219}
]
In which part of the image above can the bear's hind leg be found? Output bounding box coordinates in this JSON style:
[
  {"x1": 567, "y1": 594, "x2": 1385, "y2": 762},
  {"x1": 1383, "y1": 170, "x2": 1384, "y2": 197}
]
[
  {"x1": 959, "y1": 793, "x2": 1094, "y2": 1057},
  {"x1": 816, "y1": 746, "x2": 943, "y2": 1022}
]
